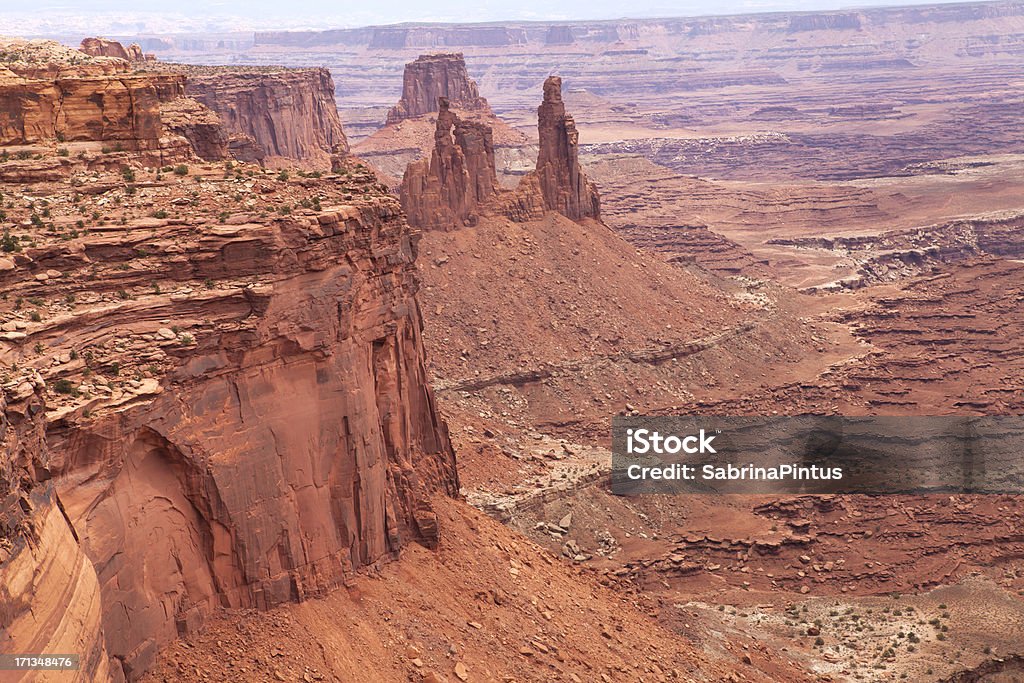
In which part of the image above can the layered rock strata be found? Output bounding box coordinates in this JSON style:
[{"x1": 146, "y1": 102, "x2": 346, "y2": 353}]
[
  {"x1": 184, "y1": 67, "x2": 348, "y2": 167},
  {"x1": 0, "y1": 42, "x2": 349, "y2": 168},
  {"x1": 386, "y1": 53, "x2": 490, "y2": 123},
  {"x1": 0, "y1": 161, "x2": 457, "y2": 680},
  {"x1": 1, "y1": 384, "x2": 113, "y2": 682},
  {"x1": 0, "y1": 40, "x2": 183, "y2": 148}
]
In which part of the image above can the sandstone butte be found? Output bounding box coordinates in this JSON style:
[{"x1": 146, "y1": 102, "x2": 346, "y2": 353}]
[
  {"x1": 386, "y1": 52, "x2": 491, "y2": 124},
  {"x1": 401, "y1": 75, "x2": 600, "y2": 229},
  {"x1": 0, "y1": 37, "x2": 462, "y2": 681}
]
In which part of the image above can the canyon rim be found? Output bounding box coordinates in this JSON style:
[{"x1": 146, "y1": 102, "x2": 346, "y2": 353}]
[{"x1": 3, "y1": 2, "x2": 1024, "y2": 682}]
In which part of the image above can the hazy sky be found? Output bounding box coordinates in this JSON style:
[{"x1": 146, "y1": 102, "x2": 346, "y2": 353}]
[{"x1": 6, "y1": 0, "x2": 988, "y2": 33}]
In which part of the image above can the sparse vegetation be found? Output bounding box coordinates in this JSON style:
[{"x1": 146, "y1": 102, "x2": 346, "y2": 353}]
[
  {"x1": 1, "y1": 231, "x2": 19, "y2": 253},
  {"x1": 53, "y1": 378, "x2": 79, "y2": 396}
]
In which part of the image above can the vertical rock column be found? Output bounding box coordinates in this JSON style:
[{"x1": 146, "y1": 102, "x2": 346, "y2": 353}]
[
  {"x1": 400, "y1": 98, "x2": 498, "y2": 229},
  {"x1": 532, "y1": 76, "x2": 601, "y2": 221}
]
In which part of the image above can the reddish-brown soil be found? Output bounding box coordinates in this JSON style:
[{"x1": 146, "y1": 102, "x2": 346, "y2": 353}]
[{"x1": 141, "y1": 497, "x2": 810, "y2": 683}]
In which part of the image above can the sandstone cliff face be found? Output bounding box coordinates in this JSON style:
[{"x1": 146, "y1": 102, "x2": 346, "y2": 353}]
[
  {"x1": 0, "y1": 41, "x2": 183, "y2": 148},
  {"x1": 1, "y1": 385, "x2": 113, "y2": 682},
  {"x1": 526, "y1": 76, "x2": 600, "y2": 221},
  {"x1": 0, "y1": 163, "x2": 456, "y2": 680},
  {"x1": 159, "y1": 97, "x2": 230, "y2": 161},
  {"x1": 386, "y1": 53, "x2": 490, "y2": 124},
  {"x1": 184, "y1": 67, "x2": 348, "y2": 167},
  {"x1": 0, "y1": 74, "x2": 183, "y2": 147},
  {"x1": 400, "y1": 98, "x2": 498, "y2": 229}
]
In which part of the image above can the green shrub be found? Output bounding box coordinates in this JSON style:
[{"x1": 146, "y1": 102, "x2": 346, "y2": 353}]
[
  {"x1": 53, "y1": 378, "x2": 78, "y2": 395},
  {"x1": 1, "y1": 231, "x2": 19, "y2": 253}
]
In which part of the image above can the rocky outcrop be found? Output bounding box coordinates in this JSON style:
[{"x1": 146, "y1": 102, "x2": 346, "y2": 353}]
[
  {"x1": 0, "y1": 74, "x2": 182, "y2": 147},
  {"x1": 0, "y1": 162, "x2": 457, "y2": 680},
  {"x1": 0, "y1": 40, "x2": 183, "y2": 148},
  {"x1": 400, "y1": 98, "x2": 497, "y2": 229},
  {"x1": 79, "y1": 37, "x2": 146, "y2": 62},
  {"x1": 1, "y1": 42, "x2": 349, "y2": 168},
  {"x1": 522, "y1": 76, "x2": 600, "y2": 221},
  {"x1": 184, "y1": 67, "x2": 348, "y2": 167},
  {"x1": 159, "y1": 97, "x2": 230, "y2": 161},
  {"x1": 386, "y1": 53, "x2": 490, "y2": 124},
  {"x1": 400, "y1": 76, "x2": 599, "y2": 228}
]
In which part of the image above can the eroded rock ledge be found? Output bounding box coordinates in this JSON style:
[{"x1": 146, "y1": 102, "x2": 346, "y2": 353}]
[
  {"x1": 0, "y1": 159, "x2": 457, "y2": 680},
  {"x1": 0, "y1": 39, "x2": 348, "y2": 172}
]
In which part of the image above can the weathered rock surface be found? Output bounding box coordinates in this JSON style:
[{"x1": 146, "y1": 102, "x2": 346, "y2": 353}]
[
  {"x1": 183, "y1": 66, "x2": 348, "y2": 167},
  {"x1": 0, "y1": 40, "x2": 183, "y2": 148},
  {"x1": 524, "y1": 76, "x2": 600, "y2": 221},
  {"x1": 400, "y1": 98, "x2": 497, "y2": 229},
  {"x1": 0, "y1": 160, "x2": 457, "y2": 681},
  {"x1": 386, "y1": 53, "x2": 490, "y2": 123},
  {"x1": 0, "y1": 385, "x2": 114, "y2": 681},
  {"x1": 400, "y1": 76, "x2": 599, "y2": 228},
  {"x1": 159, "y1": 97, "x2": 230, "y2": 161}
]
